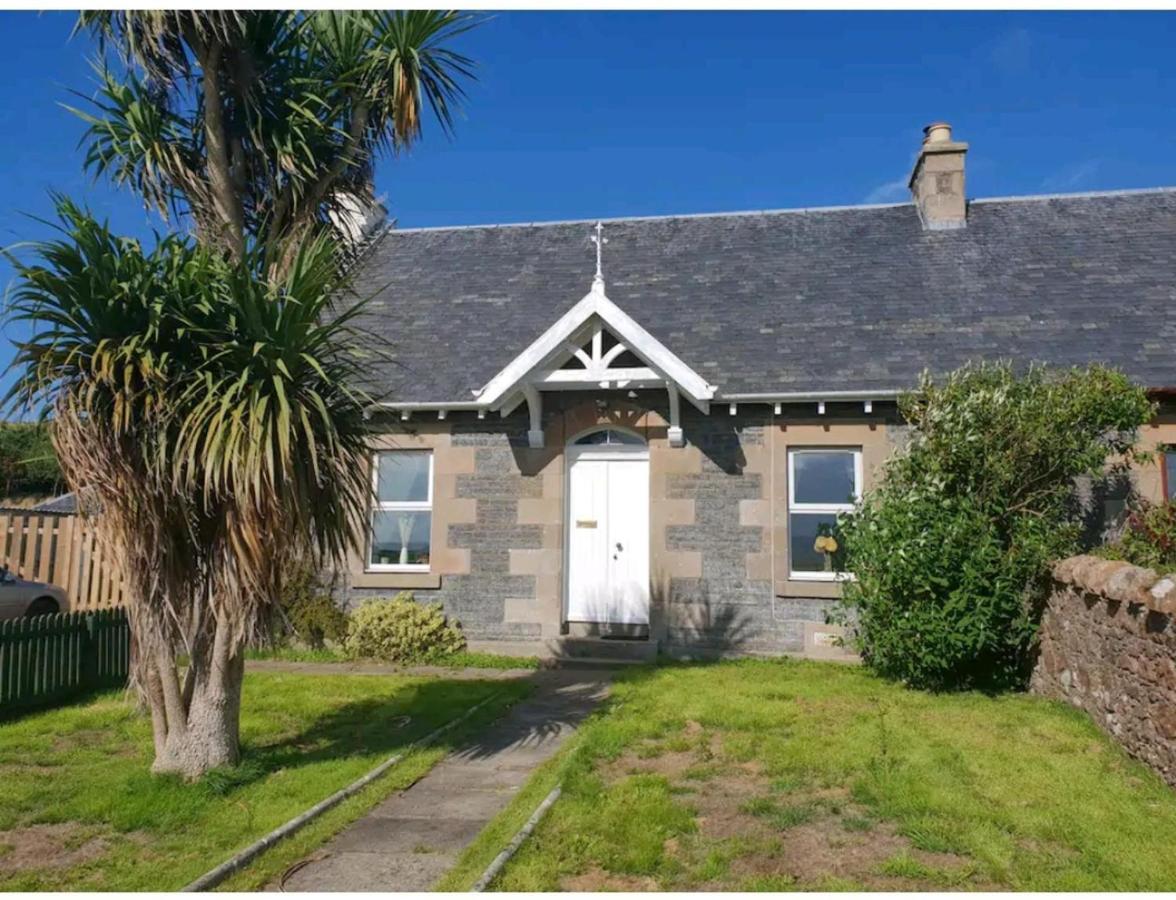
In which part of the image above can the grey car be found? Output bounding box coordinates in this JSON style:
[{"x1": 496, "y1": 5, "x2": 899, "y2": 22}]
[{"x1": 0, "y1": 565, "x2": 67, "y2": 620}]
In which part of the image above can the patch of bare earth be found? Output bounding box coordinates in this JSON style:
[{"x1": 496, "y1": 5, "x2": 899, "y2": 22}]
[
  {"x1": 0, "y1": 763, "x2": 59, "y2": 776},
  {"x1": 563, "y1": 867, "x2": 660, "y2": 891},
  {"x1": 574, "y1": 721, "x2": 997, "y2": 891},
  {"x1": 726, "y1": 811, "x2": 983, "y2": 891},
  {"x1": 0, "y1": 823, "x2": 110, "y2": 873}
]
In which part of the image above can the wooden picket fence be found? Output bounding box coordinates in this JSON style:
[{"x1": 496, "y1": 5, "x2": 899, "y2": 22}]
[
  {"x1": 0, "y1": 608, "x2": 130, "y2": 716},
  {"x1": 0, "y1": 510, "x2": 125, "y2": 609}
]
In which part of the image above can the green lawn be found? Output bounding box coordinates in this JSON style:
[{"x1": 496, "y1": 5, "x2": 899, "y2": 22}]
[
  {"x1": 0, "y1": 670, "x2": 530, "y2": 891},
  {"x1": 245, "y1": 645, "x2": 542, "y2": 669},
  {"x1": 460, "y1": 659, "x2": 1176, "y2": 892}
]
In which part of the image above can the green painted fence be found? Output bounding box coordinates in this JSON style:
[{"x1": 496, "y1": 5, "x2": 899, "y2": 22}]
[{"x1": 0, "y1": 608, "x2": 130, "y2": 716}]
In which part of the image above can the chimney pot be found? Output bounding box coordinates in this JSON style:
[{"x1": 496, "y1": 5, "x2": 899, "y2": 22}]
[
  {"x1": 923, "y1": 121, "x2": 953, "y2": 144},
  {"x1": 909, "y1": 121, "x2": 968, "y2": 230}
]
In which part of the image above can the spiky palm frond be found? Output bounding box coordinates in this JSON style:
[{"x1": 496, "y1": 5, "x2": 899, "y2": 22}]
[
  {"x1": 67, "y1": 66, "x2": 202, "y2": 224},
  {"x1": 167, "y1": 230, "x2": 376, "y2": 589},
  {"x1": 5, "y1": 197, "x2": 378, "y2": 660},
  {"x1": 77, "y1": 11, "x2": 246, "y2": 86},
  {"x1": 72, "y1": 11, "x2": 480, "y2": 261},
  {"x1": 365, "y1": 10, "x2": 477, "y2": 145}
]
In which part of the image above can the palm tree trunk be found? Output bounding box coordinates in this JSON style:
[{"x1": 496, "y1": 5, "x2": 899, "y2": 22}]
[
  {"x1": 192, "y1": 37, "x2": 246, "y2": 262},
  {"x1": 148, "y1": 616, "x2": 245, "y2": 778}
]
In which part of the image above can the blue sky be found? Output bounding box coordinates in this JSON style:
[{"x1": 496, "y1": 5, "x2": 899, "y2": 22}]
[{"x1": 1, "y1": 10, "x2": 1174, "y2": 394}]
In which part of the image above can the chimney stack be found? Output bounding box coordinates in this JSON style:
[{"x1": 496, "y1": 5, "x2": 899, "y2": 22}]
[{"x1": 908, "y1": 122, "x2": 968, "y2": 230}]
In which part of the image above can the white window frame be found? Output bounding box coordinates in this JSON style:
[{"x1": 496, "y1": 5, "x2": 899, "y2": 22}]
[
  {"x1": 367, "y1": 450, "x2": 434, "y2": 573},
  {"x1": 787, "y1": 447, "x2": 862, "y2": 582}
]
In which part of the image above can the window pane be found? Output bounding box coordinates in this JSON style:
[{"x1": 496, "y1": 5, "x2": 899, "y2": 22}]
[
  {"x1": 370, "y1": 511, "x2": 431, "y2": 567},
  {"x1": 574, "y1": 429, "x2": 644, "y2": 446},
  {"x1": 793, "y1": 451, "x2": 857, "y2": 505},
  {"x1": 1166, "y1": 450, "x2": 1176, "y2": 501},
  {"x1": 789, "y1": 512, "x2": 846, "y2": 574},
  {"x1": 377, "y1": 452, "x2": 430, "y2": 502}
]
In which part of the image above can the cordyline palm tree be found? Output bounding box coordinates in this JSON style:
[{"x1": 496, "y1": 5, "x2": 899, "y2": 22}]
[
  {"x1": 0, "y1": 12, "x2": 476, "y2": 776},
  {"x1": 73, "y1": 10, "x2": 475, "y2": 273},
  {"x1": 5, "y1": 199, "x2": 374, "y2": 774}
]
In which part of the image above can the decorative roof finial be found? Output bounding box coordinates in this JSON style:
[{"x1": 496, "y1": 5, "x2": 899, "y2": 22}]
[{"x1": 590, "y1": 221, "x2": 607, "y2": 292}]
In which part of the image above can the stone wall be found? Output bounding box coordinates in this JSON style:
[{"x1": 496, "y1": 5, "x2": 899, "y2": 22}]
[
  {"x1": 349, "y1": 412, "x2": 553, "y2": 642},
  {"x1": 1032, "y1": 554, "x2": 1176, "y2": 787},
  {"x1": 348, "y1": 395, "x2": 877, "y2": 657},
  {"x1": 663, "y1": 410, "x2": 776, "y2": 652},
  {"x1": 659, "y1": 406, "x2": 843, "y2": 655}
]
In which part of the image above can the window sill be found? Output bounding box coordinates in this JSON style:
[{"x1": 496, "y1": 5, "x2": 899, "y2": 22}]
[
  {"x1": 788, "y1": 571, "x2": 852, "y2": 582},
  {"x1": 778, "y1": 578, "x2": 845, "y2": 599},
  {"x1": 353, "y1": 571, "x2": 442, "y2": 590}
]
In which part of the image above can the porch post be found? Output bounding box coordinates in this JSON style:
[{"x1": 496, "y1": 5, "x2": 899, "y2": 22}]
[
  {"x1": 523, "y1": 385, "x2": 545, "y2": 449},
  {"x1": 666, "y1": 382, "x2": 684, "y2": 447}
]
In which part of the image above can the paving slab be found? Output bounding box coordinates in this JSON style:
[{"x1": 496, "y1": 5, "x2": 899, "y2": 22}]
[
  {"x1": 325, "y1": 816, "x2": 484, "y2": 854},
  {"x1": 279, "y1": 849, "x2": 452, "y2": 891},
  {"x1": 271, "y1": 668, "x2": 613, "y2": 892}
]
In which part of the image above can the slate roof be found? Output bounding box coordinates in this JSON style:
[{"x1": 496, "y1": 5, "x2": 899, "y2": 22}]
[
  {"x1": 348, "y1": 188, "x2": 1176, "y2": 402},
  {"x1": 32, "y1": 493, "x2": 76, "y2": 514}
]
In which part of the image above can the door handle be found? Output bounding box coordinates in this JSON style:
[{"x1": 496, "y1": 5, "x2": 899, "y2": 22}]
[{"x1": 615, "y1": 542, "x2": 623, "y2": 551}]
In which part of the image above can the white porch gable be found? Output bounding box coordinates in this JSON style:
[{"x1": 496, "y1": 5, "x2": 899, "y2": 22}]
[{"x1": 473, "y1": 240, "x2": 715, "y2": 449}]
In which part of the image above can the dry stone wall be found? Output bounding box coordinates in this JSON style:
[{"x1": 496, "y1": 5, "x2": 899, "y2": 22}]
[{"x1": 1031, "y1": 554, "x2": 1176, "y2": 787}]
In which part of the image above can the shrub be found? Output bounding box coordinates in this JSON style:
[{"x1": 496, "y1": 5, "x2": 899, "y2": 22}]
[
  {"x1": 344, "y1": 594, "x2": 466, "y2": 662},
  {"x1": 1098, "y1": 499, "x2": 1176, "y2": 572},
  {"x1": 0, "y1": 422, "x2": 62, "y2": 496},
  {"x1": 840, "y1": 362, "x2": 1153, "y2": 692},
  {"x1": 273, "y1": 562, "x2": 347, "y2": 650}
]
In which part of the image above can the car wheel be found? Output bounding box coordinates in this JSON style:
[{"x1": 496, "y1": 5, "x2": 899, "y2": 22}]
[{"x1": 25, "y1": 597, "x2": 60, "y2": 618}]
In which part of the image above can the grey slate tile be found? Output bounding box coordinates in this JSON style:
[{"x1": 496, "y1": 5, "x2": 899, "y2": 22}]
[{"x1": 347, "y1": 190, "x2": 1176, "y2": 401}]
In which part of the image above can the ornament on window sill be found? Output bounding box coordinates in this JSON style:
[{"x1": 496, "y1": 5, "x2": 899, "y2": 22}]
[{"x1": 813, "y1": 532, "x2": 839, "y2": 572}]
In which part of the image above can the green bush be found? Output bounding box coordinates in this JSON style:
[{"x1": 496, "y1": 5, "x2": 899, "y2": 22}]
[
  {"x1": 1097, "y1": 500, "x2": 1176, "y2": 572},
  {"x1": 273, "y1": 562, "x2": 347, "y2": 650},
  {"x1": 0, "y1": 422, "x2": 62, "y2": 496},
  {"x1": 840, "y1": 362, "x2": 1153, "y2": 692},
  {"x1": 344, "y1": 594, "x2": 466, "y2": 662}
]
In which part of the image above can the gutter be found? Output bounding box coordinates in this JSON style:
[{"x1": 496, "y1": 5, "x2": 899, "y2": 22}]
[
  {"x1": 718, "y1": 389, "x2": 901, "y2": 403},
  {"x1": 370, "y1": 390, "x2": 901, "y2": 416}
]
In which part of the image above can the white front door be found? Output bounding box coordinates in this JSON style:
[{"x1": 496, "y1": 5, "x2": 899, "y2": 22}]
[{"x1": 566, "y1": 443, "x2": 650, "y2": 625}]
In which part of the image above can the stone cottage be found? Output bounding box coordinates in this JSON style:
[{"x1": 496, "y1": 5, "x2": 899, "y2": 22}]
[{"x1": 342, "y1": 122, "x2": 1176, "y2": 660}]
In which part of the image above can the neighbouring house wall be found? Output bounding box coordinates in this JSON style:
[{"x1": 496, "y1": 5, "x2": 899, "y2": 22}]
[
  {"x1": 1031, "y1": 554, "x2": 1176, "y2": 787},
  {"x1": 1135, "y1": 417, "x2": 1176, "y2": 503}
]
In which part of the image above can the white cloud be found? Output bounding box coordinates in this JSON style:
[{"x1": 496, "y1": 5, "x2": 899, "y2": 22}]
[
  {"x1": 863, "y1": 177, "x2": 908, "y2": 205},
  {"x1": 1041, "y1": 159, "x2": 1101, "y2": 193}
]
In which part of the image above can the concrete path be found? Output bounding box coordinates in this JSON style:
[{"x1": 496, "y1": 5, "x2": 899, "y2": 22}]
[{"x1": 271, "y1": 669, "x2": 612, "y2": 892}]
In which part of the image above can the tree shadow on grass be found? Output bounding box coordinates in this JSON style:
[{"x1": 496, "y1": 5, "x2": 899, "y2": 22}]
[
  {"x1": 212, "y1": 666, "x2": 621, "y2": 790},
  {"x1": 208, "y1": 676, "x2": 527, "y2": 793}
]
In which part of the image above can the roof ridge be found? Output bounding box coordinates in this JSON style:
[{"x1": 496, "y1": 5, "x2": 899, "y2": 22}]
[
  {"x1": 970, "y1": 185, "x2": 1176, "y2": 206},
  {"x1": 380, "y1": 185, "x2": 1176, "y2": 236},
  {"x1": 386, "y1": 201, "x2": 914, "y2": 234}
]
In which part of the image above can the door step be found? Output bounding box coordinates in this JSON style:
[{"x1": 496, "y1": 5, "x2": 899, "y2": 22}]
[
  {"x1": 546, "y1": 636, "x2": 659, "y2": 664},
  {"x1": 565, "y1": 621, "x2": 649, "y2": 640},
  {"x1": 542, "y1": 656, "x2": 648, "y2": 670}
]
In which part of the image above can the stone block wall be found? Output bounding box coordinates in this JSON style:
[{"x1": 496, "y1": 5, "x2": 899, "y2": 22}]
[
  {"x1": 347, "y1": 395, "x2": 884, "y2": 658},
  {"x1": 1032, "y1": 554, "x2": 1176, "y2": 787},
  {"x1": 659, "y1": 406, "x2": 838, "y2": 655},
  {"x1": 349, "y1": 412, "x2": 558, "y2": 642},
  {"x1": 662, "y1": 411, "x2": 774, "y2": 652}
]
